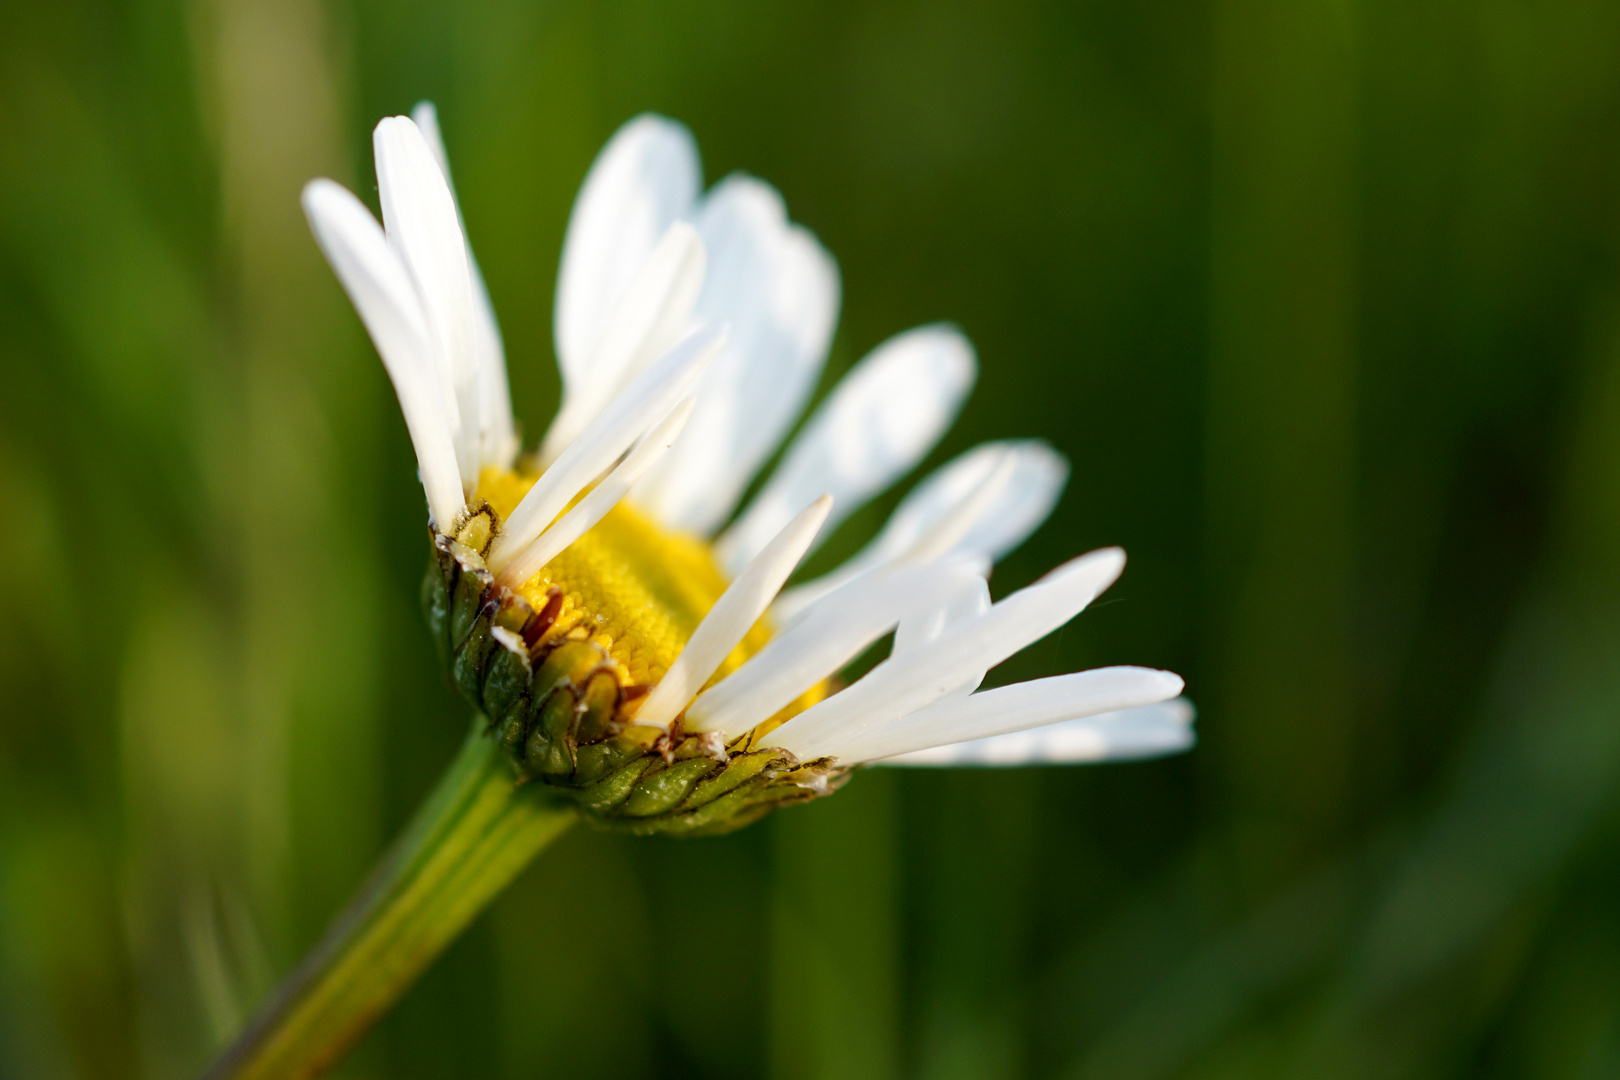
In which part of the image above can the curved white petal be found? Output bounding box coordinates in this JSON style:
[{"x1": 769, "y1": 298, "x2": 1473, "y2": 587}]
[
  {"x1": 411, "y1": 100, "x2": 518, "y2": 470},
  {"x1": 472, "y1": 274, "x2": 519, "y2": 470},
  {"x1": 410, "y1": 101, "x2": 452, "y2": 179},
  {"x1": 554, "y1": 115, "x2": 701, "y2": 409},
  {"x1": 636, "y1": 495, "x2": 833, "y2": 731},
  {"x1": 633, "y1": 175, "x2": 840, "y2": 534},
  {"x1": 871, "y1": 698, "x2": 1195, "y2": 767},
  {"x1": 841, "y1": 671, "x2": 1186, "y2": 764},
  {"x1": 891, "y1": 561, "x2": 991, "y2": 656},
  {"x1": 541, "y1": 222, "x2": 705, "y2": 462},
  {"x1": 685, "y1": 562, "x2": 967, "y2": 737},
  {"x1": 763, "y1": 547, "x2": 1126, "y2": 761},
  {"x1": 891, "y1": 564, "x2": 991, "y2": 700},
  {"x1": 302, "y1": 179, "x2": 464, "y2": 530},
  {"x1": 487, "y1": 326, "x2": 725, "y2": 573},
  {"x1": 495, "y1": 398, "x2": 695, "y2": 590},
  {"x1": 374, "y1": 116, "x2": 481, "y2": 490},
  {"x1": 715, "y1": 324, "x2": 976, "y2": 576},
  {"x1": 775, "y1": 440, "x2": 1067, "y2": 620}
]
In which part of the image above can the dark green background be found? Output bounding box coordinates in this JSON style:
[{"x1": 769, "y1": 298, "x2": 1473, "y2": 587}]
[{"x1": 5, "y1": 0, "x2": 1620, "y2": 1076}]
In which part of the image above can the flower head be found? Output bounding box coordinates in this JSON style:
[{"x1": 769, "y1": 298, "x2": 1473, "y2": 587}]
[{"x1": 303, "y1": 104, "x2": 1191, "y2": 835}]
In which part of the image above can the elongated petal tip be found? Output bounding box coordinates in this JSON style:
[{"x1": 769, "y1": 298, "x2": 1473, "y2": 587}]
[
  {"x1": 1046, "y1": 545, "x2": 1127, "y2": 596},
  {"x1": 556, "y1": 114, "x2": 702, "y2": 393},
  {"x1": 301, "y1": 175, "x2": 466, "y2": 530},
  {"x1": 301, "y1": 176, "x2": 336, "y2": 212},
  {"x1": 871, "y1": 696, "x2": 1196, "y2": 768},
  {"x1": 1148, "y1": 669, "x2": 1185, "y2": 699},
  {"x1": 410, "y1": 101, "x2": 445, "y2": 168},
  {"x1": 371, "y1": 113, "x2": 484, "y2": 490}
]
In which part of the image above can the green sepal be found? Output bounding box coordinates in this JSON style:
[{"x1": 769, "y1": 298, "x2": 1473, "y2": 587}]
[
  {"x1": 421, "y1": 561, "x2": 451, "y2": 664},
  {"x1": 575, "y1": 757, "x2": 655, "y2": 814},
  {"x1": 494, "y1": 699, "x2": 531, "y2": 759},
  {"x1": 574, "y1": 733, "x2": 654, "y2": 784},
  {"x1": 422, "y1": 539, "x2": 849, "y2": 837},
  {"x1": 576, "y1": 671, "x2": 620, "y2": 743},
  {"x1": 447, "y1": 549, "x2": 490, "y2": 649},
  {"x1": 527, "y1": 689, "x2": 577, "y2": 777},
  {"x1": 480, "y1": 634, "x2": 531, "y2": 719},
  {"x1": 617, "y1": 761, "x2": 848, "y2": 837},
  {"x1": 452, "y1": 621, "x2": 493, "y2": 702},
  {"x1": 684, "y1": 748, "x2": 788, "y2": 808},
  {"x1": 622, "y1": 757, "x2": 721, "y2": 817}
]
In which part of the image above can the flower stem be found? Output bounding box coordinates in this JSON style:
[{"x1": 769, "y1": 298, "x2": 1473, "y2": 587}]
[{"x1": 200, "y1": 721, "x2": 575, "y2": 1080}]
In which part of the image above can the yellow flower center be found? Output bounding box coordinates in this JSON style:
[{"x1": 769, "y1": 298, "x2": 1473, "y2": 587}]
[{"x1": 475, "y1": 467, "x2": 818, "y2": 729}]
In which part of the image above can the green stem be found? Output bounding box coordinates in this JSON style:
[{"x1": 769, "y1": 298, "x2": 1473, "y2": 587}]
[{"x1": 201, "y1": 722, "x2": 575, "y2": 1080}]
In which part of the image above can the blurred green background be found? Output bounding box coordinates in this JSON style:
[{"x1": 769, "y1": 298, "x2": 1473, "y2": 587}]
[{"x1": 4, "y1": 0, "x2": 1620, "y2": 1076}]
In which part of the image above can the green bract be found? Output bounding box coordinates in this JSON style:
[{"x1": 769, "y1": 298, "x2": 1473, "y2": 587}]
[{"x1": 422, "y1": 527, "x2": 848, "y2": 836}]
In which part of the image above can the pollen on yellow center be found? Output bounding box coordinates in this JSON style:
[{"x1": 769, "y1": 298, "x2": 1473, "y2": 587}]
[{"x1": 474, "y1": 466, "x2": 778, "y2": 696}]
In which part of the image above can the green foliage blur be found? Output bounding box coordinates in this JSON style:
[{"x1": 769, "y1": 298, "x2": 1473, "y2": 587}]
[{"x1": 4, "y1": 0, "x2": 1620, "y2": 1076}]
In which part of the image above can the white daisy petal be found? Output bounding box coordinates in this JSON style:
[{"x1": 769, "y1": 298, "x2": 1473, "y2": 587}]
[
  {"x1": 541, "y1": 222, "x2": 705, "y2": 463},
  {"x1": 633, "y1": 175, "x2": 840, "y2": 534},
  {"x1": 495, "y1": 398, "x2": 695, "y2": 590},
  {"x1": 302, "y1": 179, "x2": 464, "y2": 530},
  {"x1": 486, "y1": 325, "x2": 725, "y2": 574},
  {"x1": 408, "y1": 100, "x2": 452, "y2": 180},
  {"x1": 891, "y1": 564, "x2": 992, "y2": 700},
  {"x1": 775, "y1": 440, "x2": 1067, "y2": 620},
  {"x1": 554, "y1": 114, "x2": 701, "y2": 410},
  {"x1": 472, "y1": 275, "x2": 519, "y2": 471},
  {"x1": 762, "y1": 547, "x2": 1126, "y2": 761},
  {"x1": 374, "y1": 116, "x2": 482, "y2": 490},
  {"x1": 410, "y1": 100, "x2": 519, "y2": 471},
  {"x1": 715, "y1": 323, "x2": 976, "y2": 576},
  {"x1": 839, "y1": 670, "x2": 1186, "y2": 764},
  {"x1": 684, "y1": 561, "x2": 965, "y2": 737},
  {"x1": 636, "y1": 495, "x2": 833, "y2": 732},
  {"x1": 870, "y1": 698, "x2": 1195, "y2": 767}
]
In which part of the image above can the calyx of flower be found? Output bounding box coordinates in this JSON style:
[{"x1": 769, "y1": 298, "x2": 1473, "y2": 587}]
[{"x1": 421, "y1": 486, "x2": 846, "y2": 836}]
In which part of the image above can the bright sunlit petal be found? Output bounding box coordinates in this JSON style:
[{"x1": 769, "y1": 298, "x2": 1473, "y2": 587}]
[
  {"x1": 685, "y1": 561, "x2": 964, "y2": 737},
  {"x1": 541, "y1": 221, "x2": 706, "y2": 462},
  {"x1": 302, "y1": 179, "x2": 464, "y2": 530},
  {"x1": 633, "y1": 175, "x2": 841, "y2": 535},
  {"x1": 840, "y1": 671, "x2": 1186, "y2": 764},
  {"x1": 870, "y1": 698, "x2": 1195, "y2": 767},
  {"x1": 410, "y1": 100, "x2": 518, "y2": 470},
  {"x1": 374, "y1": 115, "x2": 482, "y2": 489},
  {"x1": 764, "y1": 547, "x2": 1126, "y2": 760},
  {"x1": 554, "y1": 115, "x2": 701, "y2": 406},
  {"x1": 495, "y1": 398, "x2": 696, "y2": 590},
  {"x1": 487, "y1": 325, "x2": 724, "y2": 573}
]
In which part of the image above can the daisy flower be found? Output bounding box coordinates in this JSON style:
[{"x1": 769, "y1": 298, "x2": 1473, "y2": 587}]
[{"x1": 300, "y1": 104, "x2": 1191, "y2": 836}]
